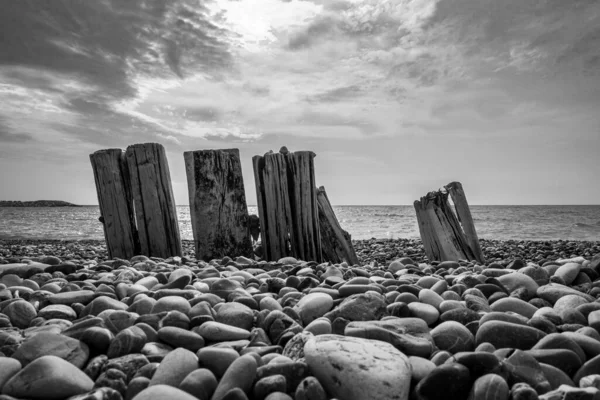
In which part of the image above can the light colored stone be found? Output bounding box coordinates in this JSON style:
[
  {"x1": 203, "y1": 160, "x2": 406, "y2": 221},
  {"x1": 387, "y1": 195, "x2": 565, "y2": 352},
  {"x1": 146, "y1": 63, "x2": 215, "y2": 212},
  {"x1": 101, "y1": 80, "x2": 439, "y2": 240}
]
[
  {"x1": 294, "y1": 293, "x2": 334, "y2": 325},
  {"x1": 304, "y1": 334, "x2": 411, "y2": 400}
]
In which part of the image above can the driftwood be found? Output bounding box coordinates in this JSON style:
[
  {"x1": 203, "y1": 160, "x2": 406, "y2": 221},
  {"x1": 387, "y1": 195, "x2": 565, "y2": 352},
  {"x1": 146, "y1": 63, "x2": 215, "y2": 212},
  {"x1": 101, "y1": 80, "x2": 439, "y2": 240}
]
[
  {"x1": 125, "y1": 143, "x2": 182, "y2": 258},
  {"x1": 184, "y1": 149, "x2": 252, "y2": 261},
  {"x1": 317, "y1": 186, "x2": 359, "y2": 265},
  {"x1": 444, "y1": 182, "x2": 485, "y2": 263},
  {"x1": 253, "y1": 148, "x2": 322, "y2": 262},
  {"x1": 414, "y1": 182, "x2": 484, "y2": 263},
  {"x1": 89, "y1": 149, "x2": 139, "y2": 259}
]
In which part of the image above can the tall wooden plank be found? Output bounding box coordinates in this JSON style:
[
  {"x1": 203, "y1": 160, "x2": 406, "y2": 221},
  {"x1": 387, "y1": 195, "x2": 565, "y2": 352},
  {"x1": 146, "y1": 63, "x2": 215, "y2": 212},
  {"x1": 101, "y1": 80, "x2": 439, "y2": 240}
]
[
  {"x1": 184, "y1": 149, "x2": 252, "y2": 261},
  {"x1": 252, "y1": 155, "x2": 270, "y2": 259},
  {"x1": 317, "y1": 186, "x2": 358, "y2": 265},
  {"x1": 89, "y1": 149, "x2": 139, "y2": 259},
  {"x1": 445, "y1": 181, "x2": 485, "y2": 263},
  {"x1": 126, "y1": 143, "x2": 182, "y2": 258}
]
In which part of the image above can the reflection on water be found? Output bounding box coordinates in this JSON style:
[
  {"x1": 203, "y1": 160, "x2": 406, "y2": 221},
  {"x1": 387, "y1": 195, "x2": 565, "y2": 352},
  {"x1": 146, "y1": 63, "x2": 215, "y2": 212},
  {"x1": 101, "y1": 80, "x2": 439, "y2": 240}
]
[{"x1": 0, "y1": 205, "x2": 599, "y2": 241}]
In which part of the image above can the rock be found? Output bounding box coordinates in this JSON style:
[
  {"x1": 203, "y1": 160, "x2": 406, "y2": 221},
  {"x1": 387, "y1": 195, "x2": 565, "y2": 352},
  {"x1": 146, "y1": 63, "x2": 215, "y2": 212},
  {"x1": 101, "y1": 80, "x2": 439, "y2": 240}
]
[
  {"x1": 0, "y1": 358, "x2": 21, "y2": 390},
  {"x1": 537, "y1": 284, "x2": 594, "y2": 305},
  {"x1": 293, "y1": 293, "x2": 334, "y2": 325},
  {"x1": 104, "y1": 353, "x2": 150, "y2": 382},
  {"x1": 407, "y1": 302, "x2": 440, "y2": 326},
  {"x1": 476, "y1": 320, "x2": 546, "y2": 350},
  {"x1": 3, "y1": 300, "x2": 37, "y2": 328},
  {"x1": 157, "y1": 327, "x2": 204, "y2": 352},
  {"x1": 415, "y1": 363, "x2": 472, "y2": 400},
  {"x1": 38, "y1": 304, "x2": 77, "y2": 320},
  {"x1": 304, "y1": 334, "x2": 411, "y2": 400},
  {"x1": 149, "y1": 348, "x2": 198, "y2": 387},
  {"x1": 197, "y1": 347, "x2": 240, "y2": 378},
  {"x1": 539, "y1": 384, "x2": 599, "y2": 400},
  {"x1": 150, "y1": 296, "x2": 191, "y2": 315},
  {"x1": 468, "y1": 373, "x2": 510, "y2": 400},
  {"x1": 107, "y1": 327, "x2": 147, "y2": 359},
  {"x1": 11, "y1": 332, "x2": 89, "y2": 368},
  {"x1": 211, "y1": 354, "x2": 257, "y2": 400},
  {"x1": 553, "y1": 263, "x2": 581, "y2": 285},
  {"x1": 256, "y1": 361, "x2": 309, "y2": 393},
  {"x1": 197, "y1": 321, "x2": 251, "y2": 342},
  {"x1": 179, "y1": 368, "x2": 218, "y2": 400},
  {"x1": 322, "y1": 291, "x2": 386, "y2": 322},
  {"x1": 2, "y1": 355, "x2": 93, "y2": 399},
  {"x1": 430, "y1": 321, "x2": 475, "y2": 354},
  {"x1": 295, "y1": 376, "x2": 327, "y2": 400},
  {"x1": 253, "y1": 375, "x2": 287, "y2": 400},
  {"x1": 215, "y1": 302, "x2": 254, "y2": 331},
  {"x1": 497, "y1": 273, "x2": 538, "y2": 299},
  {"x1": 132, "y1": 385, "x2": 198, "y2": 400}
]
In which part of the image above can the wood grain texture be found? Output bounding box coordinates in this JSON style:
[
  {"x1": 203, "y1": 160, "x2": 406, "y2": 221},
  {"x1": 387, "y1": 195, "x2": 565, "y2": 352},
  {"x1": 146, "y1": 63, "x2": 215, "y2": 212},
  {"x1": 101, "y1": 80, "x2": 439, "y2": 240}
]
[
  {"x1": 445, "y1": 182, "x2": 485, "y2": 263},
  {"x1": 184, "y1": 149, "x2": 252, "y2": 261},
  {"x1": 125, "y1": 143, "x2": 182, "y2": 258},
  {"x1": 414, "y1": 189, "x2": 477, "y2": 262},
  {"x1": 253, "y1": 149, "x2": 322, "y2": 262},
  {"x1": 317, "y1": 186, "x2": 359, "y2": 265},
  {"x1": 89, "y1": 149, "x2": 139, "y2": 259}
]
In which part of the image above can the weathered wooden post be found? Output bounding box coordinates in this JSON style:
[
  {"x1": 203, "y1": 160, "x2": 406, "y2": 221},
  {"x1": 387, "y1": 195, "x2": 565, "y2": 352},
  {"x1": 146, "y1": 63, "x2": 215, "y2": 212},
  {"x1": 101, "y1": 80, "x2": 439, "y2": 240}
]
[
  {"x1": 253, "y1": 147, "x2": 321, "y2": 262},
  {"x1": 89, "y1": 149, "x2": 139, "y2": 259},
  {"x1": 444, "y1": 182, "x2": 485, "y2": 263},
  {"x1": 184, "y1": 149, "x2": 253, "y2": 261},
  {"x1": 317, "y1": 186, "x2": 359, "y2": 265},
  {"x1": 125, "y1": 143, "x2": 182, "y2": 258},
  {"x1": 414, "y1": 182, "x2": 484, "y2": 263}
]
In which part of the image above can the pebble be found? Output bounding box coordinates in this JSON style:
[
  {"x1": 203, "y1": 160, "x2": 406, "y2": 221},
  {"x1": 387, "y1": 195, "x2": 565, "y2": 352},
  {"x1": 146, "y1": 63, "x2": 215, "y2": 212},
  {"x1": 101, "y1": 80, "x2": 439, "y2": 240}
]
[{"x1": 0, "y1": 238, "x2": 599, "y2": 399}]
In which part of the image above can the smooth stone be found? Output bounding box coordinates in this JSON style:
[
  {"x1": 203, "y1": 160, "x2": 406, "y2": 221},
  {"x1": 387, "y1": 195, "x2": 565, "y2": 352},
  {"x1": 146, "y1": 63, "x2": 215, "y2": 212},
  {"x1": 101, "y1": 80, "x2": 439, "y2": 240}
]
[
  {"x1": 532, "y1": 333, "x2": 587, "y2": 364},
  {"x1": 574, "y1": 354, "x2": 600, "y2": 385},
  {"x1": 197, "y1": 347, "x2": 240, "y2": 378},
  {"x1": 132, "y1": 384, "x2": 198, "y2": 400},
  {"x1": 3, "y1": 300, "x2": 37, "y2": 328},
  {"x1": 449, "y1": 352, "x2": 504, "y2": 379},
  {"x1": 415, "y1": 363, "x2": 471, "y2": 400},
  {"x1": 553, "y1": 262, "x2": 581, "y2": 285},
  {"x1": 215, "y1": 302, "x2": 254, "y2": 331},
  {"x1": 260, "y1": 297, "x2": 283, "y2": 312},
  {"x1": 322, "y1": 291, "x2": 387, "y2": 322},
  {"x1": 304, "y1": 334, "x2": 411, "y2": 400},
  {"x1": 304, "y1": 318, "x2": 332, "y2": 336},
  {"x1": 79, "y1": 327, "x2": 114, "y2": 354},
  {"x1": 2, "y1": 355, "x2": 93, "y2": 399},
  {"x1": 107, "y1": 327, "x2": 147, "y2": 359},
  {"x1": 104, "y1": 353, "x2": 150, "y2": 382},
  {"x1": 149, "y1": 347, "x2": 198, "y2": 387},
  {"x1": 253, "y1": 375, "x2": 287, "y2": 399},
  {"x1": 84, "y1": 296, "x2": 128, "y2": 316},
  {"x1": 476, "y1": 321, "x2": 546, "y2": 350},
  {"x1": 468, "y1": 373, "x2": 510, "y2": 400},
  {"x1": 539, "y1": 384, "x2": 600, "y2": 400},
  {"x1": 525, "y1": 349, "x2": 582, "y2": 376},
  {"x1": 344, "y1": 317, "x2": 434, "y2": 358},
  {"x1": 503, "y1": 349, "x2": 551, "y2": 394},
  {"x1": 407, "y1": 302, "x2": 439, "y2": 326},
  {"x1": 540, "y1": 363, "x2": 575, "y2": 390},
  {"x1": 37, "y1": 304, "x2": 77, "y2": 320},
  {"x1": 490, "y1": 297, "x2": 538, "y2": 319},
  {"x1": 101, "y1": 310, "x2": 137, "y2": 334},
  {"x1": 158, "y1": 326, "x2": 204, "y2": 352},
  {"x1": 211, "y1": 279, "x2": 244, "y2": 300},
  {"x1": 430, "y1": 321, "x2": 475, "y2": 354},
  {"x1": 537, "y1": 284, "x2": 594, "y2": 304},
  {"x1": 11, "y1": 332, "x2": 89, "y2": 368},
  {"x1": 256, "y1": 361, "x2": 309, "y2": 392},
  {"x1": 211, "y1": 355, "x2": 257, "y2": 400},
  {"x1": 479, "y1": 312, "x2": 529, "y2": 327},
  {"x1": 295, "y1": 376, "x2": 327, "y2": 400},
  {"x1": 439, "y1": 308, "x2": 482, "y2": 325},
  {"x1": 179, "y1": 368, "x2": 218, "y2": 400},
  {"x1": 554, "y1": 295, "x2": 590, "y2": 314},
  {"x1": 0, "y1": 358, "x2": 21, "y2": 390},
  {"x1": 409, "y1": 356, "x2": 436, "y2": 383},
  {"x1": 293, "y1": 293, "x2": 334, "y2": 325},
  {"x1": 497, "y1": 273, "x2": 538, "y2": 299},
  {"x1": 562, "y1": 332, "x2": 600, "y2": 360},
  {"x1": 197, "y1": 321, "x2": 251, "y2": 342},
  {"x1": 150, "y1": 296, "x2": 191, "y2": 315}
]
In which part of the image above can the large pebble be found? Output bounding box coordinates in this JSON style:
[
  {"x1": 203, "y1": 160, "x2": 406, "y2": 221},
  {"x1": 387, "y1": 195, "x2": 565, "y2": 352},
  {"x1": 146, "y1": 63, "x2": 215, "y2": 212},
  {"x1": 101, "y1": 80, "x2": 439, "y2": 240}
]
[{"x1": 304, "y1": 334, "x2": 411, "y2": 400}]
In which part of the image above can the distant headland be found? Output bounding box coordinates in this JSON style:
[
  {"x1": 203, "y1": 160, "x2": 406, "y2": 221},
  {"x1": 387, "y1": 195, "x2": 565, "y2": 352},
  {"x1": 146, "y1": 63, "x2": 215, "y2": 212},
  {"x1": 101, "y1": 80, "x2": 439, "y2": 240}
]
[{"x1": 0, "y1": 200, "x2": 81, "y2": 207}]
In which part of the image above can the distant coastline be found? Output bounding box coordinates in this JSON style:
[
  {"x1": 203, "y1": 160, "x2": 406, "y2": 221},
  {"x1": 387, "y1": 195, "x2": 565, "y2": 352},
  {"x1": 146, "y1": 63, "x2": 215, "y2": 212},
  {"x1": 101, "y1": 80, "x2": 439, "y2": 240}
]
[{"x1": 0, "y1": 200, "x2": 81, "y2": 207}]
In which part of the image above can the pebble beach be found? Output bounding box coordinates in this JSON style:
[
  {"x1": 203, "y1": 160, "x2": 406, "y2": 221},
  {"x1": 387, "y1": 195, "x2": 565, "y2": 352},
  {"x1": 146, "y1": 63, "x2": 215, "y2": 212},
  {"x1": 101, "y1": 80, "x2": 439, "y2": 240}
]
[{"x1": 1, "y1": 238, "x2": 600, "y2": 400}]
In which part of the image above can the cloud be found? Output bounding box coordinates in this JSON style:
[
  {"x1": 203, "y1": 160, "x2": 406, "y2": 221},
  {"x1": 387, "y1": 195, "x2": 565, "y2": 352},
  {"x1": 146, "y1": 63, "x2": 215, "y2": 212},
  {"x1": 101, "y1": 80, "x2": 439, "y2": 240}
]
[{"x1": 0, "y1": 117, "x2": 33, "y2": 143}]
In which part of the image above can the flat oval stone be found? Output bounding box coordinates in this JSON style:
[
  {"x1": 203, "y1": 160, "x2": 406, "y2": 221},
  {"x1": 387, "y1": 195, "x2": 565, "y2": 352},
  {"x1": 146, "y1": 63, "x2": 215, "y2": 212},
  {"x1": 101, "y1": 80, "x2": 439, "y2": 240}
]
[
  {"x1": 490, "y1": 297, "x2": 538, "y2": 319},
  {"x1": 49, "y1": 290, "x2": 96, "y2": 305},
  {"x1": 468, "y1": 373, "x2": 509, "y2": 400},
  {"x1": 198, "y1": 321, "x2": 251, "y2": 342},
  {"x1": 3, "y1": 299, "x2": 37, "y2": 328},
  {"x1": 197, "y1": 347, "x2": 240, "y2": 378},
  {"x1": 151, "y1": 296, "x2": 191, "y2": 315},
  {"x1": 107, "y1": 327, "x2": 147, "y2": 359},
  {"x1": 215, "y1": 302, "x2": 254, "y2": 331},
  {"x1": 553, "y1": 262, "x2": 581, "y2": 285},
  {"x1": 293, "y1": 292, "x2": 334, "y2": 325},
  {"x1": 149, "y1": 347, "x2": 198, "y2": 387},
  {"x1": 407, "y1": 302, "x2": 439, "y2": 326},
  {"x1": 415, "y1": 363, "x2": 471, "y2": 400},
  {"x1": 132, "y1": 384, "x2": 198, "y2": 400},
  {"x1": 304, "y1": 334, "x2": 411, "y2": 400},
  {"x1": 476, "y1": 320, "x2": 546, "y2": 350},
  {"x1": 38, "y1": 304, "x2": 77, "y2": 320},
  {"x1": 180, "y1": 368, "x2": 218, "y2": 400},
  {"x1": 3, "y1": 355, "x2": 93, "y2": 399},
  {"x1": 553, "y1": 295, "x2": 590, "y2": 315},
  {"x1": 157, "y1": 326, "x2": 204, "y2": 352},
  {"x1": 497, "y1": 273, "x2": 538, "y2": 299},
  {"x1": 211, "y1": 354, "x2": 258, "y2": 400}
]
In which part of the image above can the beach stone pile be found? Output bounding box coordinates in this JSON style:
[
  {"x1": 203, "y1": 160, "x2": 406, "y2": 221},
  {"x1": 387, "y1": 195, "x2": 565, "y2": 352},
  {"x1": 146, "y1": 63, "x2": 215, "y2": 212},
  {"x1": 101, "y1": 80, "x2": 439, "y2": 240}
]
[{"x1": 0, "y1": 240, "x2": 599, "y2": 400}]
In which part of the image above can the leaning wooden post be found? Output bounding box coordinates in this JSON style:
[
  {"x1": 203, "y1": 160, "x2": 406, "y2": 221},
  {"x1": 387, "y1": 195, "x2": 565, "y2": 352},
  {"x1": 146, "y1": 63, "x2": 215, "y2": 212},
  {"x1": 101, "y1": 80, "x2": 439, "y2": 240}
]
[
  {"x1": 317, "y1": 186, "x2": 359, "y2": 265},
  {"x1": 414, "y1": 190, "x2": 476, "y2": 262},
  {"x1": 253, "y1": 147, "x2": 322, "y2": 262},
  {"x1": 184, "y1": 149, "x2": 253, "y2": 261},
  {"x1": 89, "y1": 149, "x2": 139, "y2": 259},
  {"x1": 444, "y1": 182, "x2": 485, "y2": 263},
  {"x1": 125, "y1": 143, "x2": 182, "y2": 258}
]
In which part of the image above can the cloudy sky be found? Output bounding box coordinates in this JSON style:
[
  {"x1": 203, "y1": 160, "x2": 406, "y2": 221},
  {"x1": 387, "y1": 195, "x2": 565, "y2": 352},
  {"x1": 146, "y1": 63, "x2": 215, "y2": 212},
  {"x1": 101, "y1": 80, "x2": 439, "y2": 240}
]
[{"x1": 1, "y1": 0, "x2": 599, "y2": 206}]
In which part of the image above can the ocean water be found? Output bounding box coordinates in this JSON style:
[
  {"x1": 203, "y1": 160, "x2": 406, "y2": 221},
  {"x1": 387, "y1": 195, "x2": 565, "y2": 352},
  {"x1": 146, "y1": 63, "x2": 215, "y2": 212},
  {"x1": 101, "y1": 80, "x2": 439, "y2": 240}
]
[{"x1": 0, "y1": 205, "x2": 599, "y2": 242}]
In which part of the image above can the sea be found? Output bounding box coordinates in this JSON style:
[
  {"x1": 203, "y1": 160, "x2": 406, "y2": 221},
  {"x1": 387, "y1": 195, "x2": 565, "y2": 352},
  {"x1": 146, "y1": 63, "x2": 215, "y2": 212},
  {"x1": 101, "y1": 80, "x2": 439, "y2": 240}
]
[{"x1": 0, "y1": 205, "x2": 599, "y2": 242}]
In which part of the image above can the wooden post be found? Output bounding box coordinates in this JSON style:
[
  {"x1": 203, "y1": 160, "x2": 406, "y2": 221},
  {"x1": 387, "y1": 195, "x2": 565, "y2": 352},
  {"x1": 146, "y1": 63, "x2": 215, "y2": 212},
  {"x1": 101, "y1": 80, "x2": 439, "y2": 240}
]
[
  {"x1": 89, "y1": 149, "x2": 139, "y2": 259},
  {"x1": 445, "y1": 182, "x2": 485, "y2": 263},
  {"x1": 125, "y1": 143, "x2": 182, "y2": 258},
  {"x1": 414, "y1": 188, "x2": 478, "y2": 262},
  {"x1": 253, "y1": 148, "x2": 321, "y2": 262},
  {"x1": 317, "y1": 186, "x2": 359, "y2": 265},
  {"x1": 184, "y1": 149, "x2": 253, "y2": 261}
]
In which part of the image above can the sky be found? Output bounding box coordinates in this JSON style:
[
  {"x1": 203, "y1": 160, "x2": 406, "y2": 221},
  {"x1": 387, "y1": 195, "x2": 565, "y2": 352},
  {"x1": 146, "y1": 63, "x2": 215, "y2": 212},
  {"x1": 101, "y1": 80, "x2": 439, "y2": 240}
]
[{"x1": 0, "y1": 0, "x2": 599, "y2": 206}]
